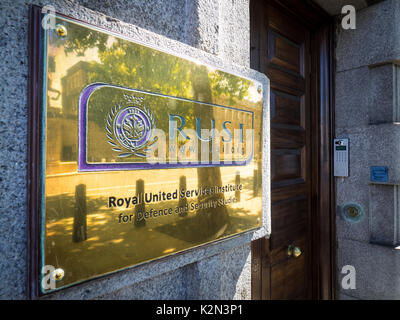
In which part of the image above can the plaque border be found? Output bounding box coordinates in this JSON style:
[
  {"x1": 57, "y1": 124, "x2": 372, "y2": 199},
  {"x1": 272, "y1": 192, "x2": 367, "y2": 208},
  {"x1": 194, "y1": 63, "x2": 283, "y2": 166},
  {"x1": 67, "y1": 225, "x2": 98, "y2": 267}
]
[{"x1": 27, "y1": 5, "x2": 45, "y2": 299}]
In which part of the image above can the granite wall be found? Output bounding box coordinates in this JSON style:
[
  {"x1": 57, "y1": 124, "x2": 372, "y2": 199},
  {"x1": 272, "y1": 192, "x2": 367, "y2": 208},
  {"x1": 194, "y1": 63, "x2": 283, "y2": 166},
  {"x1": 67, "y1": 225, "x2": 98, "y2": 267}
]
[
  {"x1": 0, "y1": 0, "x2": 270, "y2": 299},
  {"x1": 335, "y1": 0, "x2": 400, "y2": 300}
]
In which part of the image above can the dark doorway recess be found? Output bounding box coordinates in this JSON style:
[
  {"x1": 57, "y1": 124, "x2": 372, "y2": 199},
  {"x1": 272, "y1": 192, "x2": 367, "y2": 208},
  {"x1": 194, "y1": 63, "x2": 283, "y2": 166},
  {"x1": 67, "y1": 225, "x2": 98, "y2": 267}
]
[{"x1": 250, "y1": 0, "x2": 335, "y2": 300}]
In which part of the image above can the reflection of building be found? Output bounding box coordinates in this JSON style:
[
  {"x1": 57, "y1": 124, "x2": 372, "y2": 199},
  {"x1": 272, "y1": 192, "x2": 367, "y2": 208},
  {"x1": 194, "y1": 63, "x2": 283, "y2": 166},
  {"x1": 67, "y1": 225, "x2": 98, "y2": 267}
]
[
  {"x1": 47, "y1": 61, "x2": 96, "y2": 174},
  {"x1": 61, "y1": 61, "x2": 93, "y2": 116}
]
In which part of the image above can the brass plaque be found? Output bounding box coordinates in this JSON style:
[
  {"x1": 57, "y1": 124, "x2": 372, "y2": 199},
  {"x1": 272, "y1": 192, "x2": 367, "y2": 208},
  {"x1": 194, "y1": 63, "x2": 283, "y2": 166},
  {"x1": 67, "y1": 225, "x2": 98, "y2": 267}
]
[{"x1": 40, "y1": 15, "x2": 263, "y2": 292}]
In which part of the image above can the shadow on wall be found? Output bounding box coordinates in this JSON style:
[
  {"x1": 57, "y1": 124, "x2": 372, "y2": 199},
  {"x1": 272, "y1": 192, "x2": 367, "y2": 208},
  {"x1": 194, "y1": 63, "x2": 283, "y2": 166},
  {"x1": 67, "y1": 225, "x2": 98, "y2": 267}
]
[{"x1": 93, "y1": 246, "x2": 250, "y2": 300}]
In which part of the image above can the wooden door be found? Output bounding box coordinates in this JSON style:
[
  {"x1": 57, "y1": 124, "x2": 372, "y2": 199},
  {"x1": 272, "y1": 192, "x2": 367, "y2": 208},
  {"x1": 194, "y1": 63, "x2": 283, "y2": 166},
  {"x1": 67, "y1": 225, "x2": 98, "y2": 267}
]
[{"x1": 250, "y1": 0, "x2": 333, "y2": 300}]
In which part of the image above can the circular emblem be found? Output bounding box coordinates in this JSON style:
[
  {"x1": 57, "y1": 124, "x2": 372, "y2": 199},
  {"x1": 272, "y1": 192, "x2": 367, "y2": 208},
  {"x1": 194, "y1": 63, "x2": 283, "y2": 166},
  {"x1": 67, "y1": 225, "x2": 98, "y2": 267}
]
[
  {"x1": 114, "y1": 106, "x2": 151, "y2": 151},
  {"x1": 342, "y1": 203, "x2": 364, "y2": 223},
  {"x1": 106, "y1": 103, "x2": 156, "y2": 158}
]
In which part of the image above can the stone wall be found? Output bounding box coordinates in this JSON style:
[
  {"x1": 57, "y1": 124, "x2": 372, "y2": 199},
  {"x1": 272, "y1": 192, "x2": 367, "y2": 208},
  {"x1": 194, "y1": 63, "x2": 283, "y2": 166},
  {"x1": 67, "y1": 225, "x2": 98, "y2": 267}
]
[
  {"x1": 0, "y1": 0, "x2": 270, "y2": 299},
  {"x1": 335, "y1": 0, "x2": 400, "y2": 300}
]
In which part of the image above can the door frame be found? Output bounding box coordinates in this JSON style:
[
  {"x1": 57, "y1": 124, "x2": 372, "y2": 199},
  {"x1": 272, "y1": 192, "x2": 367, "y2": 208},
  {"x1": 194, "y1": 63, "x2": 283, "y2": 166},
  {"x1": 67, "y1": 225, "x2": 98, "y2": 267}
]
[{"x1": 250, "y1": 0, "x2": 335, "y2": 300}]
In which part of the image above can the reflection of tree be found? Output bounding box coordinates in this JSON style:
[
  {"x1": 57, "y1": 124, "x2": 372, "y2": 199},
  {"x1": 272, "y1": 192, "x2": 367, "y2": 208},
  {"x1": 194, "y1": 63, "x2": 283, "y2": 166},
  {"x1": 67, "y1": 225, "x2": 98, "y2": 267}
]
[
  {"x1": 57, "y1": 23, "x2": 252, "y2": 239},
  {"x1": 209, "y1": 70, "x2": 250, "y2": 105},
  {"x1": 58, "y1": 24, "x2": 251, "y2": 108},
  {"x1": 190, "y1": 65, "x2": 229, "y2": 238},
  {"x1": 62, "y1": 23, "x2": 108, "y2": 56},
  {"x1": 81, "y1": 37, "x2": 195, "y2": 135}
]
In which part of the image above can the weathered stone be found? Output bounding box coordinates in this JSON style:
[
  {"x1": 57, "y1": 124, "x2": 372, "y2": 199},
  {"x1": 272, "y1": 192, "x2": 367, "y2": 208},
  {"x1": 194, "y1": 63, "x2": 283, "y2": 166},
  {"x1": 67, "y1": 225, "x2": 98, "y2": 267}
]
[
  {"x1": 337, "y1": 238, "x2": 400, "y2": 299},
  {"x1": 336, "y1": 0, "x2": 400, "y2": 72},
  {"x1": 369, "y1": 64, "x2": 400, "y2": 124},
  {"x1": 335, "y1": 67, "x2": 370, "y2": 129}
]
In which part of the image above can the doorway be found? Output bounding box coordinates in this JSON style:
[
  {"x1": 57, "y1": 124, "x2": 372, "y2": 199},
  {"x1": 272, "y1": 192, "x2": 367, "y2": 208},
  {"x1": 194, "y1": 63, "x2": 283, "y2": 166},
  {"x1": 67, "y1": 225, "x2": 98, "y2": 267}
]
[{"x1": 250, "y1": 0, "x2": 335, "y2": 300}]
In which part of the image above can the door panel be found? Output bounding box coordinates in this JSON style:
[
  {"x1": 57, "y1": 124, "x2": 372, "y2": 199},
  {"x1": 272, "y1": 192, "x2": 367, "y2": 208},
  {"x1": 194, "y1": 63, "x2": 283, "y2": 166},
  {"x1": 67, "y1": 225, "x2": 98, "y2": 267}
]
[
  {"x1": 271, "y1": 198, "x2": 307, "y2": 249},
  {"x1": 270, "y1": 236, "x2": 307, "y2": 299},
  {"x1": 268, "y1": 31, "x2": 302, "y2": 75},
  {"x1": 251, "y1": 0, "x2": 312, "y2": 300},
  {"x1": 271, "y1": 90, "x2": 303, "y2": 127}
]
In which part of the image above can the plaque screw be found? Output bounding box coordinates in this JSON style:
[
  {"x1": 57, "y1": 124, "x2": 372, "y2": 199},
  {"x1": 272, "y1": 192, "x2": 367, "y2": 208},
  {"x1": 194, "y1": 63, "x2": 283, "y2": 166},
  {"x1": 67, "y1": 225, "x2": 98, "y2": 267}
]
[
  {"x1": 55, "y1": 24, "x2": 67, "y2": 38},
  {"x1": 52, "y1": 268, "x2": 65, "y2": 282},
  {"x1": 257, "y1": 85, "x2": 262, "y2": 94}
]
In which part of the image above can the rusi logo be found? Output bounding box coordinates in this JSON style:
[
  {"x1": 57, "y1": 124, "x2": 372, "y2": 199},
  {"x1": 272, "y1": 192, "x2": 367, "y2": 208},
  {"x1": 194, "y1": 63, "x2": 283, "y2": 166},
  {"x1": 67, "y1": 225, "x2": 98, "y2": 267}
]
[
  {"x1": 78, "y1": 83, "x2": 256, "y2": 171},
  {"x1": 107, "y1": 102, "x2": 156, "y2": 158},
  {"x1": 150, "y1": 113, "x2": 253, "y2": 166}
]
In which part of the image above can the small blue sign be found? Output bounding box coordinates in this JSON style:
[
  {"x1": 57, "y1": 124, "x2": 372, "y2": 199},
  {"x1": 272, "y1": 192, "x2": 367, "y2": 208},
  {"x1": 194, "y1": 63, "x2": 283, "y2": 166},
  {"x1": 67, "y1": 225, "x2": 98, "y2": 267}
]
[{"x1": 370, "y1": 166, "x2": 388, "y2": 182}]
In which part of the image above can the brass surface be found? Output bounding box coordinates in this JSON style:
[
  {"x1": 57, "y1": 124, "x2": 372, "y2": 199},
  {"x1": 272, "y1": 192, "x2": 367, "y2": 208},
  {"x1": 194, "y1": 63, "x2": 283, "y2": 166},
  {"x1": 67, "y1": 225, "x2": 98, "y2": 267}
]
[{"x1": 41, "y1": 16, "x2": 263, "y2": 291}]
